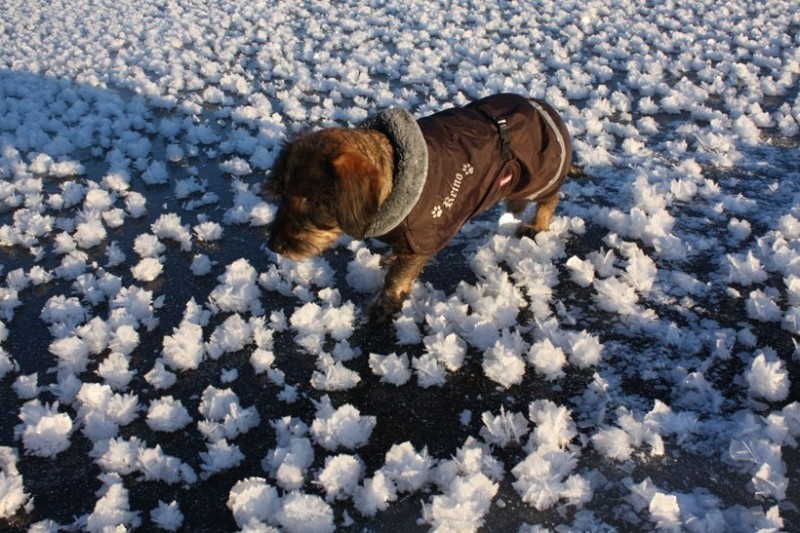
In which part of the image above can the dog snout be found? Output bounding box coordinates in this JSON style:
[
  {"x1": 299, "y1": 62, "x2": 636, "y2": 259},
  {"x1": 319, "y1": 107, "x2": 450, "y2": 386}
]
[
  {"x1": 267, "y1": 229, "x2": 306, "y2": 260},
  {"x1": 267, "y1": 231, "x2": 287, "y2": 255}
]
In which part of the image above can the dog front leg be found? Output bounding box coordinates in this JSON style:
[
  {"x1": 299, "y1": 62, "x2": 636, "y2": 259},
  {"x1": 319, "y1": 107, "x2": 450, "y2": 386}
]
[{"x1": 369, "y1": 252, "x2": 430, "y2": 324}]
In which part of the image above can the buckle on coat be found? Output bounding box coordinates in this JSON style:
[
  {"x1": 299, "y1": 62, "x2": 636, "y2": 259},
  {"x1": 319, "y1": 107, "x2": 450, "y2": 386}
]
[
  {"x1": 495, "y1": 117, "x2": 512, "y2": 162},
  {"x1": 476, "y1": 107, "x2": 513, "y2": 162}
]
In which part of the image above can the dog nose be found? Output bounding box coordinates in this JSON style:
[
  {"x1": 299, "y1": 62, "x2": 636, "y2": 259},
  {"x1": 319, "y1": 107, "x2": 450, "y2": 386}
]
[{"x1": 267, "y1": 233, "x2": 285, "y2": 255}]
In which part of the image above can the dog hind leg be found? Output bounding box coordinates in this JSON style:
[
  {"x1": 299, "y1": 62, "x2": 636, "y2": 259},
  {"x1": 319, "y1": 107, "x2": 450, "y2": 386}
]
[{"x1": 516, "y1": 193, "x2": 560, "y2": 239}]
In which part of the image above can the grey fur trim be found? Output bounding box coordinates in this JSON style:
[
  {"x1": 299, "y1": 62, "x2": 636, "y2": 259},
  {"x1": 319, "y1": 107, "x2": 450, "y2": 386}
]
[{"x1": 360, "y1": 108, "x2": 428, "y2": 238}]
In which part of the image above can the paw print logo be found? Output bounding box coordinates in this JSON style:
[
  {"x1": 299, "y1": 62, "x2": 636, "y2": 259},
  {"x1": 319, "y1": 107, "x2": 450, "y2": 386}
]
[
  {"x1": 431, "y1": 205, "x2": 443, "y2": 218},
  {"x1": 462, "y1": 163, "x2": 474, "y2": 176}
]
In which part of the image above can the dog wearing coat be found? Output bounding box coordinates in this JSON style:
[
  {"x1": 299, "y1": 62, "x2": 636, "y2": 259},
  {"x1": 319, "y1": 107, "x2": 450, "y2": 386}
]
[{"x1": 266, "y1": 93, "x2": 580, "y2": 324}]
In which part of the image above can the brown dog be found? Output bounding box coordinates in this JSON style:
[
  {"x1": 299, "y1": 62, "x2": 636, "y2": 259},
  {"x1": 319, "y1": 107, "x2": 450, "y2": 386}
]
[{"x1": 267, "y1": 93, "x2": 579, "y2": 324}]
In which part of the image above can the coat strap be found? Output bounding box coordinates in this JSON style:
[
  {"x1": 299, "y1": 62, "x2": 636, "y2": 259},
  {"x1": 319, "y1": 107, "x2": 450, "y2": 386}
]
[{"x1": 475, "y1": 107, "x2": 512, "y2": 162}]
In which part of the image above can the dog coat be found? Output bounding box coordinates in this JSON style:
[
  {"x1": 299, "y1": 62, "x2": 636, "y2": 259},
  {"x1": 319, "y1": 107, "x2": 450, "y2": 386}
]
[{"x1": 362, "y1": 93, "x2": 572, "y2": 255}]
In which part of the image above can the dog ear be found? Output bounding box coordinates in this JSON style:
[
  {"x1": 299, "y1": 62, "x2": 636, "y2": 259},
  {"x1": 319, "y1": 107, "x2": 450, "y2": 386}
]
[{"x1": 331, "y1": 150, "x2": 382, "y2": 238}]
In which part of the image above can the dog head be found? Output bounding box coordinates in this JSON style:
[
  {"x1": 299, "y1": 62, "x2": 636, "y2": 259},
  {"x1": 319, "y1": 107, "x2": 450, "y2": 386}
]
[{"x1": 265, "y1": 128, "x2": 393, "y2": 260}]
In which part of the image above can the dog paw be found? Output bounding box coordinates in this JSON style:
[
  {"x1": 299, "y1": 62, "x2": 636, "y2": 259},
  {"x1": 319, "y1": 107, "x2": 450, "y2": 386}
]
[
  {"x1": 368, "y1": 293, "x2": 403, "y2": 326},
  {"x1": 516, "y1": 223, "x2": 538, "y2": 240}
]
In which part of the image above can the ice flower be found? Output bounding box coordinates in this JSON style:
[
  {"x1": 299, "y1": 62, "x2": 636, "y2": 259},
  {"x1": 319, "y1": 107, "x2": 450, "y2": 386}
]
[
  {"x1": 528, "y1": 338, "x2": 567, "y2": 381},
  {"x1": 512, "y1": 449, "x2": 591, "y2": 511},
  {"x1": 227, "y1": 477, "x2": 279, "y2": 528},
  {"x1": 16, "y1": 400, "x2": 73, "y2": 457},
  {"x1": 0, "y1": 447, "x2": 31, "y2": 519},
  {"x1": 382, "y1": 442, "x2": 432, "y2": 493},
  {"x1": 200, "y1": 440, "x2": 244, "y2": 478},
  {"x1": 483, "y1": 329, "x2": 528, "y2": 388},
  {"x1": 151, "y1": 500, "x2": 183, "y2": 532},
  {"x1": 85, "y1": 476, "x2": 140, "y2": 532},
  {"x1": 480, "y1": 407, "x2": 529, "y2": 447},
  {"x1": 368, "y1": 352, "x2": 412, "y2": 386},
  {"x1": 208, "y1": 258, "x2": 263, "y2": 315},
  {"x1": 146, "y1": 396, "x2": 192, "y2": 432},
  {"x1": 747, "y1": 350, "x2": 790, "y2": 402},
  {"x1": 276, "y1": 492, "x2": 334, "y2": 533},
  {"x1": 311, "y1": 396, "x2": 375, "y2": 451},
  {"x1": 317, "y1": 454, "x2": 364, "y2": 501}
]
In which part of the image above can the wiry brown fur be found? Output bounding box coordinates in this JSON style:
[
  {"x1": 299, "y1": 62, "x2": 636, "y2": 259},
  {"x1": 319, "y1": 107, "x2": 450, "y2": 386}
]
[
  {"x1": 267, "y1": 126, "x2": 578, "y2": 324},
  {"x1": 267, "y1": 128, "x2": 394, "y2": 259}
]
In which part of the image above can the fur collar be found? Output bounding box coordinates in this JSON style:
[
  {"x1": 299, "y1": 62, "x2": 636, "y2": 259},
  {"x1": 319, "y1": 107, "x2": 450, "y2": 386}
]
[{"x1": 360, "y1": 108, "x2": 428, "y2": 238}]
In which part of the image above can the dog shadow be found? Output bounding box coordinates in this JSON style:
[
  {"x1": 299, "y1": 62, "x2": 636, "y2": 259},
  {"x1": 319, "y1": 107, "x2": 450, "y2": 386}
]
[{"x1": 0, "y1": 69, "x2": 289, "y2": 531}]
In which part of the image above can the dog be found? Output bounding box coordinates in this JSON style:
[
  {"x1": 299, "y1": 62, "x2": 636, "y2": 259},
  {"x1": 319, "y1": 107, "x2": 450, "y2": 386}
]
[{"x1": 266, "y1": 93, "x2": 580, "y2": 324}]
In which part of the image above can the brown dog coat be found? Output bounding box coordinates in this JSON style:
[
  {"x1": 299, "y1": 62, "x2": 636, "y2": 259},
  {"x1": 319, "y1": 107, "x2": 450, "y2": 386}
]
[{"x1": 362, "y1": 93, "x2": 572, "y2": 255}]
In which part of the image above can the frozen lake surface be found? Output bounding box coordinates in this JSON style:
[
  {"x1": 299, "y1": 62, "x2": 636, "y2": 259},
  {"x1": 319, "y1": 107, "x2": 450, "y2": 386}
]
[{"x1": 1, "y1": 0, "x2": 799, "y2": 531}]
